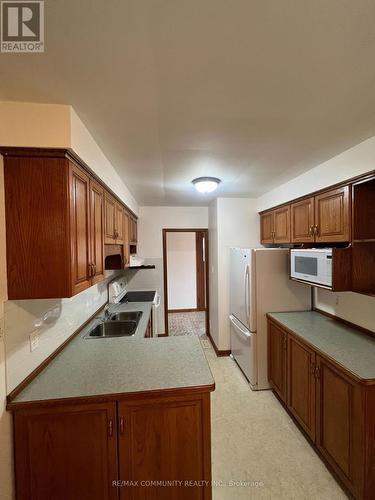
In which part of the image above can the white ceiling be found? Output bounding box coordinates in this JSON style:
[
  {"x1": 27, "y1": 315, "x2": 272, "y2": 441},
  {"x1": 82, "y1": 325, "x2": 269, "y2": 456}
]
[{"x1": 1, "y1": 0, "x2": 375, "y2": 206}]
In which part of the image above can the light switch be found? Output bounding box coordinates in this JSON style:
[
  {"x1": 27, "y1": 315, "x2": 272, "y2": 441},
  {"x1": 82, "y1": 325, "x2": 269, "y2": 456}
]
[{"x1": 29, "y1": 330, "x2": 39, "y2": 351}]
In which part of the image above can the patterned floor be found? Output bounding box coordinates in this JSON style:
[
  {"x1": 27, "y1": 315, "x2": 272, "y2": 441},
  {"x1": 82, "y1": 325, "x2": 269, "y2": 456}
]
[{"x1": 168, "y1": 311, "x2": 206, "y2": 337}]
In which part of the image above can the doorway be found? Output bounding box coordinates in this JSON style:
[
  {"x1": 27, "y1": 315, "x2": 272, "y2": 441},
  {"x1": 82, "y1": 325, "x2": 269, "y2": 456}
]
[{"x1": 162, "y1": 229, "x2": 209, "y2": 337}]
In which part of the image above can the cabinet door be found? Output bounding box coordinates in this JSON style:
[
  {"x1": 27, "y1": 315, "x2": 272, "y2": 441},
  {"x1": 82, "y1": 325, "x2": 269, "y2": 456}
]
[
  {"x1": 104, "y1": 193, "x2": 116, "y2": 244},
  {"x1": 123, "y1": 211, "x2": 130, "y2": 266},
  {"x1": 14, "y1": 402, "x2": 118, "y2": 500},
  {"x1": 69, "y1": 164, "x2": 91, "y2": 295},
  {"x1": 268, "y1": 321, "x2": 287, "y2": 402},
  {"x1": 274, "y1": 206, "x2": 291, "y2": 243},
  {"x1": 118, "y1": 395, "x2": 212, "y2": 500},
  {"x1": 115, "y1": 203, "x2": 124, "y2": 244},
  {"x1": 287, "y1": 334, "x2": 316, "y2": 440},
  {"x1": 129, "y1": 217, "x2": 137, "y2": 244},
  {"x1": 315, "y1": 357, "x2": 362, "y2": 496},
  {"x1": 314, "y1": 186, "x2": 350, "y2": 242},
  {"x1": 260, "y1": 211, "x2": 274, "y2": 244},
  {"x1": 90, "y1": 179, "x2": 105, "y2": 284},
  {"x1": 291, "y1": 197, "x2": 315, "y2": 243}
]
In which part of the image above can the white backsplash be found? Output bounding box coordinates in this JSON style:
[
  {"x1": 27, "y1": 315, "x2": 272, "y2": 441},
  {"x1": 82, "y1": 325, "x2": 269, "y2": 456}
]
[{"x1": 5, "y1": 271, "x2": 121, "y2": 394}]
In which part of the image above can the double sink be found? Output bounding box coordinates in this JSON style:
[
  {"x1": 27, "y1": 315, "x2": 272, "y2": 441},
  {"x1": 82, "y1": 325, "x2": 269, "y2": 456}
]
[{"x1": 85, "y1": 311, "x2": 143, "y2": 339}]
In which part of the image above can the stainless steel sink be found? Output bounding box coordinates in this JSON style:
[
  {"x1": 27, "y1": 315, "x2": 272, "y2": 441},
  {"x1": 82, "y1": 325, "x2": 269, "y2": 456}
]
[
  {"x1": 109, "y1": 311, "x2": 143, "y2": 322},
  {"x1": 85, "y1": 321, "x2": 137, "y2": 338}
]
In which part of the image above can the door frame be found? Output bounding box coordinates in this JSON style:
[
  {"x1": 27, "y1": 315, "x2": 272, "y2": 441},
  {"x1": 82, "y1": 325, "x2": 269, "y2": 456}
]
[{"x1": 162, "y1": 228, "x2": 210, "y2": 337}]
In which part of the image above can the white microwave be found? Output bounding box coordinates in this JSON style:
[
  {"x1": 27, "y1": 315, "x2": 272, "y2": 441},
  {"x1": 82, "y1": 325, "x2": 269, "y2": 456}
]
[{"x1": 290, "y1": 248, "x2": 332, "y2": 287}]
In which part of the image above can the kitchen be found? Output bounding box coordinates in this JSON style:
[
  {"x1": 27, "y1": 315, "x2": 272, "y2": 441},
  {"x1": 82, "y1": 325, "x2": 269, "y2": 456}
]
[{"x1": 1, "y1": 2, "x2": 375, "y2": 500}]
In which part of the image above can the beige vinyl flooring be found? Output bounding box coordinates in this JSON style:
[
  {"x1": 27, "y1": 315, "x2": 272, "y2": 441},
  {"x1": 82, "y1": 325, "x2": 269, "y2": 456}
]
[{"x1": 202, "y1": 340, "x2": 348, "y2": 500}]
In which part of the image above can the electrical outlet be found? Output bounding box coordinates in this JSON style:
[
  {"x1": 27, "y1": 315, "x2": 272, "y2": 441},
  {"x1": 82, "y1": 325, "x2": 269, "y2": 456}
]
[{"x1": 29, "y1": 330, "x2": 39, "y2": 352}]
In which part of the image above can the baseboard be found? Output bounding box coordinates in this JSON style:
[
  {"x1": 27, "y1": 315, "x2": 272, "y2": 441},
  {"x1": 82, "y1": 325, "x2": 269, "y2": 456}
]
[{"x1": 207, "y1": 332, "x2": 231, "y2": 357}]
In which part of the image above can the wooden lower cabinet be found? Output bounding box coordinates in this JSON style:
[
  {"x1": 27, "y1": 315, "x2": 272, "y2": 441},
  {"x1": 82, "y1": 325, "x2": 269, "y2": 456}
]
[
  {"x1": 267, "y1": 321, "x2": 287, "y2": 401},
  {"x1": 118, "y1": 394, "x2": 211, "y2": 500},
  {"x1": 14, "y1": 402, "x2": 118, "y2": 500},
  {"x1": 12, "y1": 392, "x2": 212, "y2": 500},
  {"x1": 267, "y1": 318, "x2": 375, "y2": 500},
  {"x1": 315, "y1": 356, "x2": 363, "y2": 497},
  {"x1": 287, "y1": 334, "x2": 316, "y2": 440}
]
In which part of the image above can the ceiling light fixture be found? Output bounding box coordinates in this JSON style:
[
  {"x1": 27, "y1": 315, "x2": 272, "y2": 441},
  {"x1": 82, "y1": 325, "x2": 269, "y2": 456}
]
[{"x1": 192, "y1": 177, "x2": 221, "y2": 193}]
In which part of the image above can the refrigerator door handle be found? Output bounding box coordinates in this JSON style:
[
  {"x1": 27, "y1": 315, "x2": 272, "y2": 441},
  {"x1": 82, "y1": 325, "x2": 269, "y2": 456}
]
[
  {"x1": 229, "y1": 315, "x2": 251, "y2": 338},
  {"x1": 244, "y1": 265, "x2": 250, "y2": 325}
]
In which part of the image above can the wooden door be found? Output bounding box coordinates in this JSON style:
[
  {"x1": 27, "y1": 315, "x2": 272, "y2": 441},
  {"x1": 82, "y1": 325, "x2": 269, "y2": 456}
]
[
  {"x1": 69, "y1": 163, "x2": 91, "y2": 295},
  {"x1": 274, "y1": 205, "x2": 291, "y2": 243},
  {"x1": 287, "y1": 334, "x2": 316, "y2": 440},
  {"x1": 315, "y1": 357, "x2": 362, "y2": 496},
  {"x1": 14, "y1": 402, "x2": 118, "y2": 500},
  {"x1": 260, "y1": 211, "x2": 274, "y2": 244},
  {"x1": 314, "y1": 186, "x2": 351, "y2": 242},
  {"x1": 196, "y1": 231, "x2": 206, "y2": 311},
  {"x1": 268, "y1": 322, "x2": 287, "y2": 402},
  {"x1": 118, "y1": 394, "x2": 212, "y2": 500},
  {"x1": 104, "y1": 193, "x2": 116, "y2": 244},
  {"x1": 90, "y1": 179, "x2": 105, "y2": 284},
  {"x1": 115, "y1": 203, "x2": 124, "y2": 244},
  {"x1": 291, "y1": 197, "x2": 315, "y2": 243}
]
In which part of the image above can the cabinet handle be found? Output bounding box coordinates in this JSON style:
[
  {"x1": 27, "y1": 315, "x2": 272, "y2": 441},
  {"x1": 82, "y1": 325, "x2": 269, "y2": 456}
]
[
  {"x1": 313, "y1": 225, "x2": 318, "y2": 236},
  {"x1": 93, "y1": 264, "x2": 96, "y2": 275},
  {"x1": 120, "y1": 416, "x2": 125, "y2": 434},
  {"x1": 108, "y1": 417, "x2": 114, "y2": 437},
  {"x1": 88, "y1": 264, "x2": 93, "y2": 277},
  {"x1": 310, "y1": 361, "x2": 315, "y2": 375},
  {"x1": 314, "y1": 364, "x2": 320, "y2": 379},
  {"x1": 283, "y1": 334, "x2": 287, "y2": 350},
  {"x1": 309, "y1": 225, "x2": 314, "y2": 236}
]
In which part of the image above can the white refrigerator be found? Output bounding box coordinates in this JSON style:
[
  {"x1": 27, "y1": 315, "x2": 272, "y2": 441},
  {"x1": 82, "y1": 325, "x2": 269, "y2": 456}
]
[{"x1": 229, "y1": 248, "x2": 311, "y2": 390}]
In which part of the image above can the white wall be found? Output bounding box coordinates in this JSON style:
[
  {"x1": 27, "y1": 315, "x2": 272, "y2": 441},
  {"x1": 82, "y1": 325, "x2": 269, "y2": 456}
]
[
  {"x1": 209, "y1": 198, "x2": 259, "y2": 350},
  {"x1": 0, "y1": 156, "x2": 15, "y2": 499},
  {"x1": 167, "y1": 232, "x2": 197, "y2": 310},
  {"x1": 0, "y1": 102, "x2": 138, "y2": 215},
  {"x1": 126, "y1": 206, "x2": 208, "y2": 333},
  {"x1": 257, "y1": 135, "x2": 375, "y2": 333},
  {"x1": 257, "y1": 136, "x2": 375, "y2": 212}
]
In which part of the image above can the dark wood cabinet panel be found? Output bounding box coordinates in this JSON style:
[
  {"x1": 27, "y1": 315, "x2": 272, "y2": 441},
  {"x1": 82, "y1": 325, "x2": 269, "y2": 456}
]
[
  {"x1": 291, "y1": 197, "x2": 315, "y2": 243},
  {"x1": 315, "y1": 357, "x2": 362, "y2": 497},
  {"x1": 14, "y1": 402, "x2": 118, "y2": 500},
  {"x1": 314, "y1": 186, "x2": 351, "y2": 242},
  {"x1": 123, "y1": 211, "x2": 130, "y2": 267},
  {"x1": 4, "y1": 156, "x2": 71, "y2": 299},
  {"x1": 274, "y1": 206, "x2": 291, "y2": 243},
  {"x1": 118, "y1": 394, "x2": 212, "y2": 500},
  {"x1": 129, "y1": 216, "x2": 138, "y2": 245},
  {"x1": 260, "y1": 211, "x2": 274, "y2": 244},
  {"x1": 104, "y1": 193, "x2": 116, "y2": 244},
  {"x1": 268, "y1": 321, "x2": 287, "y2": 402},
  {"x1": 115, "y1": 203, "x2": 124, "y2": 244},
  {"x1": 287, "y1": 334, "x2": 315, "y2": 440},
  {"x1": 69, "y1": 163, "x2": 92, "y2": 295},
  {"x1": 90, "y1": 179, "x2": 105, "y2": 284}
]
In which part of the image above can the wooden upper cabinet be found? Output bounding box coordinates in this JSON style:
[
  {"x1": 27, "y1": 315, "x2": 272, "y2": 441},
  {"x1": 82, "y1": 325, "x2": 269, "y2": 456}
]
[
  {"x1": 115, "y1": 203, "x2": 124, "y2": 244},
  {"x1": 260, "y1": 211, "x2": 275, "y2": 244},
  {"x1": 14, "y1": 402, "x2": 118, "y2": 500},
  {"x1": 287, "y1": 334, "x2": 316, "y2": 440},
  {"x1": 274, "y1": 206, "x2": 291, "y2": 243},
  {"x1": 291, "y1": 197, "x2": 315, "y2": 243},
  {"x1": 89, "y1": 179, "x2": 105, "y2": 284},
  {"x1": 69, "y1": 164, "x2": 92, "y2": 295},
  {"x1": 2, "y1": 150, "x2": 111, "y2": 299},
  {"x1": 268, "y1": 321, "x2": 287, "y2": 402},
  {"x1": 104, "y1": 193, "x2": 116, "y2": 244},
  {"x1": 123, "y1": 211, "x2": 130, "y2": 267},
  {"x1": 314, "y1": 186, "x2": 351, "y2": 242}
]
